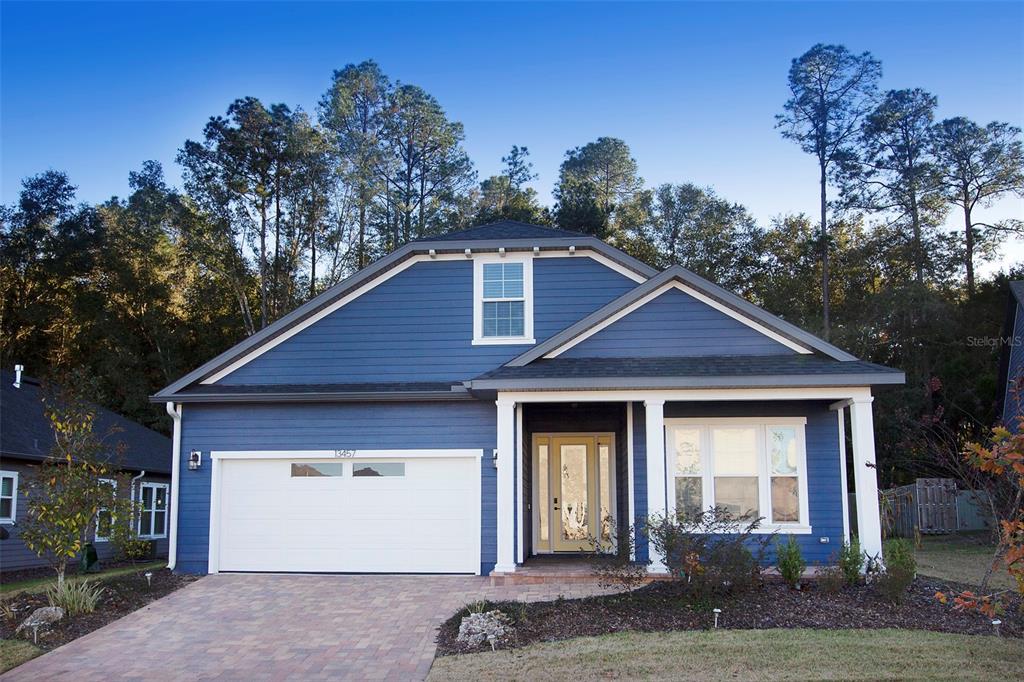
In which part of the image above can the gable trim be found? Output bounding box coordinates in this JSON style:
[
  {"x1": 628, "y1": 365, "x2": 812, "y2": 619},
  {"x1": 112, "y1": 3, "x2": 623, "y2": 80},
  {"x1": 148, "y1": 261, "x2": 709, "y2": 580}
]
[
  {"x1": 508, "y1": 265, "x2": 857, "y2": 367},
  {"x1": 543, "y1": 280, "x2": 812, "y2": 359}
]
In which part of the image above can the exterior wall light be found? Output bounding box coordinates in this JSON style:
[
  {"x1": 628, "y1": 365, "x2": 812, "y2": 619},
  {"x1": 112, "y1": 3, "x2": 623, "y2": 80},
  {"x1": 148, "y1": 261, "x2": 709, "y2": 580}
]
[
  {"x1": 492, "y1": 449, "x2": 499, "y2": 469},
  {"x1": 188, "y1": 450, "x2": 202, "y2": 471}
]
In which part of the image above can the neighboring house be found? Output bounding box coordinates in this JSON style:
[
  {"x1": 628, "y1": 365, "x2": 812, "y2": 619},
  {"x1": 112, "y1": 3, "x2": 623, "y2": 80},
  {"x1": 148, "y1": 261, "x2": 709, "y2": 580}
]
[
  {"x1": 153, "y1": 220, "x2": 904, "y2": 576},
  {"x1": 0, "y1": 368, "x2": 172, "y2": 571},
  {"x1": 997, "y1": 281, "x2": 1024, "y2": 427}
]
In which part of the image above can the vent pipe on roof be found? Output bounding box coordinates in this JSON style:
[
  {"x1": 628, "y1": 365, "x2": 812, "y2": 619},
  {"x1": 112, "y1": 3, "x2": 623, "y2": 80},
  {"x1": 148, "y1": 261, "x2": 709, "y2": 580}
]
[{"x1": 13, "y1": 364, "x2": 23, "y2": 389}]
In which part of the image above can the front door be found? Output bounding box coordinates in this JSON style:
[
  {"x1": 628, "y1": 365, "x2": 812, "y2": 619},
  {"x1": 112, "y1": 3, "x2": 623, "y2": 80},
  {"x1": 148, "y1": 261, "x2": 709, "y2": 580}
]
[{"x1": 550, "y1": 436, "x2": 597, "y2": 551}]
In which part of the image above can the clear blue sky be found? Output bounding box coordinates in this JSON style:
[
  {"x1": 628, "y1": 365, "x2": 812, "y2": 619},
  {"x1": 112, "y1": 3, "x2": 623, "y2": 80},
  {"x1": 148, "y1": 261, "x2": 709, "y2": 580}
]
[{"x1": 3, "y1": 1, "x2": 1022, "y2": 266}]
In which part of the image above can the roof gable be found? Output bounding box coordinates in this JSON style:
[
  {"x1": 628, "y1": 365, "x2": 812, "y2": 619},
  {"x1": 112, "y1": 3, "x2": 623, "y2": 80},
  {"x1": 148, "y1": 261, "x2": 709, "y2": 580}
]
[
  {"x1": 557, "y1": 286, "x2": 799, "y2": 359},
  {"x1": 508, "y1": 265, "x2": 857, "y2": 367},
  {"x1": 154, "y1": 232, "x2": 654, "y2": 398}
]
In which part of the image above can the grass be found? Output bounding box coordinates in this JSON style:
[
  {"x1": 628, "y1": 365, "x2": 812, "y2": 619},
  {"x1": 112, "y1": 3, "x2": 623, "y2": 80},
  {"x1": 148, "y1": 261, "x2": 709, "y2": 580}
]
[
  {"x1": 0, "y1": 640, "x2": 44, "y2": 674},
  {"x1": 428, "y1": 629, "x2": 1021, "y2": 681},
  {"x1": 913, "y1": 532, "x2": 1015, "y2": 591},
  {"x1": 0, "y1": 561, "x2": 166, "y2": 598}
]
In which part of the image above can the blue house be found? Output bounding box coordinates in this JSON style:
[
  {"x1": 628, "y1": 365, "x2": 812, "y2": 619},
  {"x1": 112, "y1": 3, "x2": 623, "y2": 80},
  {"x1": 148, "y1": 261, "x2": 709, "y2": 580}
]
[
  {"x1": 153, "y1": 221, "x2": 903, "y2": 576},
  {"x1": 998, "y1": 281, "x2": 1024, "y2": 428}
]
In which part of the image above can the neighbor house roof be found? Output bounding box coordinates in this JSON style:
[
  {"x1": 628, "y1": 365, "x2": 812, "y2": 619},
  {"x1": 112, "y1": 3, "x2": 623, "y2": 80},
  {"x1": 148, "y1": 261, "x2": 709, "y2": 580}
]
[
  {"x1": 1, "y1": 370, "x2": 172, "y2": 474},
  {"x1": 466, "y1": 355, "x2": 905, "y2": 391}
]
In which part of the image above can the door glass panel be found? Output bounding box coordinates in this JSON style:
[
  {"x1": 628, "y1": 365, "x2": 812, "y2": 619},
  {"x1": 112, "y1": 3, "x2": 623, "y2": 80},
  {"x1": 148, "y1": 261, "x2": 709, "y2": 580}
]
[
  {"x1": 291, "y1": 462, "x2": 344, "y2": 477},
  {"x1": 598, "y1": 443, "x2": 611, "y2": 541},
  {"x1": 353, "y1": 462, "x2": 405, "y2": 477},
  {"x1": 538, "y1": 444, "x2": 549, "y2": 543},
  {"x1": 560, "y1": 444, "x2": 589, "y2": 541}
]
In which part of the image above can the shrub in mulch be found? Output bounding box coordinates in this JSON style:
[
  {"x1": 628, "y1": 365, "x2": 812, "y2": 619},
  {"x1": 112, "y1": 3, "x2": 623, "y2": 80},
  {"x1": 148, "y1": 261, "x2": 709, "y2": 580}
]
[
  {"x1": 435, "y1": 577, "x2": 1022, "y2": 656},
  {"x1": 0, "y1": 569, "x2": 197, "y2": 652}
]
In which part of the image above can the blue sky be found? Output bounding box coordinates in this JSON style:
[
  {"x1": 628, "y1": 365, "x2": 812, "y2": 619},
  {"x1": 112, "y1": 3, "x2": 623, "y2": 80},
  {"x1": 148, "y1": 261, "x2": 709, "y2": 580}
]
[{"x1": 3, "y1": 1, "x2": 1022, "y2": 268}]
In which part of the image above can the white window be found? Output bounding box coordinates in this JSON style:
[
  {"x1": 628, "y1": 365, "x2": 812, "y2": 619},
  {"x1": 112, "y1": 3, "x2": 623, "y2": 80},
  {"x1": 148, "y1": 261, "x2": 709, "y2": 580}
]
[
  {"x1": 665, "y1": 418, "x2": 810, "y2": 533},
  {"x1": 0, "y1": 471, "x2": 18, "y2": 524},
  {"x1": 138, "y1": 482, "x2": 169, "y2": 539},
  {"x1": 473, "y1": 256, "x2": 534, "y2": 344},
  {"x1": 94, "y1": 477, "x2": 117, "y2": 542}
]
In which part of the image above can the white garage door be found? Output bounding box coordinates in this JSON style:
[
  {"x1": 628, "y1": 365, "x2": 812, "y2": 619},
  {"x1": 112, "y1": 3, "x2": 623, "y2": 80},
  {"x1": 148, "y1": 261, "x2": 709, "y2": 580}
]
[{"x1": 215, "y1": 454, "x2": 480, "y2": 574}]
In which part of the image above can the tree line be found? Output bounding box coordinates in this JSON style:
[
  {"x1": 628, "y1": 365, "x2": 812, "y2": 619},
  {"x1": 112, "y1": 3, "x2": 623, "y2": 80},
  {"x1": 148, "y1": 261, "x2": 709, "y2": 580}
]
[{"x1": 1, "y1": 46, "x2": 1022, "y2": 485}]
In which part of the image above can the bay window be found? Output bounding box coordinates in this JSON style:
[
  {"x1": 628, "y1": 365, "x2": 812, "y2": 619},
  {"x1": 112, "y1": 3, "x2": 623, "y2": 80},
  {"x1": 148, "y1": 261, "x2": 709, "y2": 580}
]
[{"x1": 666, "y1": 418, "x2": 810, "y2": 532}]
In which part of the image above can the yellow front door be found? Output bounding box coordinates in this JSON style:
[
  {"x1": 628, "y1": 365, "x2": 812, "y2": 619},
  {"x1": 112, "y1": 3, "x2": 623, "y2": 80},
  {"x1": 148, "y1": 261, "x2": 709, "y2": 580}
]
[{"x1": 550, "y1": 436, "x2": 598, "y2": 551}]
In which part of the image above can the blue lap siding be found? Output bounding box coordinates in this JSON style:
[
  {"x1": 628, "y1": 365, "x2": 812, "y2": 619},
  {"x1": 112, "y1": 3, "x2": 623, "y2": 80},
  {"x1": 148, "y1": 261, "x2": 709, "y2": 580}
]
[
  {"x1": 216, "y1": 257, "x2": 636, "y2": 386},
  {"x1": 561, "y1": 288, "x2": 795, "y2": 358},
  {"x1": 635, "y1": 401, "x2": 844, "y2": 566},
  {"x1": 176, "y1": 401, "x2": 498, "y2": 574}
]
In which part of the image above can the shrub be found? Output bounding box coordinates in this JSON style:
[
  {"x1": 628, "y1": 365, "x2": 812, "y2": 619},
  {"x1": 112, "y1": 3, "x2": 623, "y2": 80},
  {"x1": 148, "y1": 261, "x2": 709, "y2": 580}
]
[
  {"x1": 816, "y1": 564, "x2": 846, "y2": 594},
  {"x1": 837, "y1": 536, "x2": 864, "y2": 586},
  {"x1": 46, "y1": 579, "x2": 104, "y2": 616},
  {"x1": 587, "y1": 515, "x2": 649, "y2": 594},
  {"x1": 776, "y1": 536, "x2": 806, "y2": 589},
  {"x1": 646, "y1": 507, "x2": 771, "y2": 601},
  {"x1": 874, "y1": 538, "x2": 916, "y2": 604}
]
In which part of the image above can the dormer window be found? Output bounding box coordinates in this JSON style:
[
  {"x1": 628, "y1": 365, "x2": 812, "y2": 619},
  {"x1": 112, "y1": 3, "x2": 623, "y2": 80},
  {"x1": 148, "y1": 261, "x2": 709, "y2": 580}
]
[{"x1": 473, "y1": 255, "x2": 534, "y2": 345}]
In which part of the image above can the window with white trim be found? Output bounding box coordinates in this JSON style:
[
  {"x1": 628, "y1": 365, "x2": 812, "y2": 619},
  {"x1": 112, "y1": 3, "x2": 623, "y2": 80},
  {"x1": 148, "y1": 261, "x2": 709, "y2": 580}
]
[
  {"x1": 0, "y1": 471, "x2": 18, "y2": 523},
  {"x1": 473, "y1": 256, "x2": 534, "y2": 344},
  {"x1": 94, "y1": 477, "x2": 117, "y2": 542},
  {"x1": 138, "y1": 482, "x2": 168, "y2": 539},
  {"x1": 666, "y1": 418, "x2": 810, "y2": 532}
]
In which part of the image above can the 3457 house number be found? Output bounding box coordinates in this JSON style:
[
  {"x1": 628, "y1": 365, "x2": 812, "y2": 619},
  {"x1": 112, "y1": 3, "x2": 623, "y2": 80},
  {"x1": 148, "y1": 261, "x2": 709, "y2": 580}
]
[{"x1": 334, "y1": 449, "x2": 356, "y2": 458}]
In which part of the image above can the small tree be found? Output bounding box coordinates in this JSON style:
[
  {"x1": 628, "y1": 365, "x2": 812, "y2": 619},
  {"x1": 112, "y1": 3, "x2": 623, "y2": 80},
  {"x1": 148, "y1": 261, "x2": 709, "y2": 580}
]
[{"x1": 19, "y1": 380, "x2": 121, "y2": 587}]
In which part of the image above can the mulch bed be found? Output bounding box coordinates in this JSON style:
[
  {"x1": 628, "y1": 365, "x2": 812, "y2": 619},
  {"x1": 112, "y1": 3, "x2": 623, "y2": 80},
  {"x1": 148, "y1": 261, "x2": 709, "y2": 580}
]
[
  {"x1": 0, "y1": 568, "x2": 198, "y2": 652},
  {"x1": 436, "y1": 576, "x2": 1022, "y2": 656}
]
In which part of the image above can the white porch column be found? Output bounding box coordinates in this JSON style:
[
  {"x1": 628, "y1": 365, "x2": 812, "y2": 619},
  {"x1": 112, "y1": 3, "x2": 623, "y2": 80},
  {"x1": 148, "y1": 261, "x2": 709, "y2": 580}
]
[
  {"x1": 644, "y1": 399, "x2": 667, "y2": 573},
  {"x1": 494, "y1": 398, "x2": 517, "y2": 574},
  {"x1": 849, "y1": 396, "x2": 883, "y2": 564}
]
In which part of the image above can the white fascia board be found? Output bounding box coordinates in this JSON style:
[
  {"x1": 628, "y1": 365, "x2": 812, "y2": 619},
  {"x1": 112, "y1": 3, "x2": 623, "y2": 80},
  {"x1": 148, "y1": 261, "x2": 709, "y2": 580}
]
[
  {"x1": 498, "y1": 386, "x2": 873, "y2": 403},
  {"x1": 544, "y1": 281, "x2": 812, "y2": 359}
]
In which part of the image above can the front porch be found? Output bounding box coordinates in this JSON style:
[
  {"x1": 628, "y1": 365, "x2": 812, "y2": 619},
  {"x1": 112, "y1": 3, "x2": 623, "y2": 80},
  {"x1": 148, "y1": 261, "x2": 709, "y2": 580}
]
[{"x1": 491, "y1": 388, "x2": 885, "y2": 577}]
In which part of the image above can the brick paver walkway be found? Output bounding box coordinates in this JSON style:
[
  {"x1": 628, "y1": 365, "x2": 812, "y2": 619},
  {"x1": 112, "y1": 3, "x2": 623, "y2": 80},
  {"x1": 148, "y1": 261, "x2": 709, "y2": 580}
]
[{"x1": 3, "y1": 574, "x2": 616, "y2": 681}]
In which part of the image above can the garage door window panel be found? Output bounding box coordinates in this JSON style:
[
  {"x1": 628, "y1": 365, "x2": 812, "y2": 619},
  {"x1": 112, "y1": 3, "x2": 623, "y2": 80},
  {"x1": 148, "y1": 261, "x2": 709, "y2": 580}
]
[{"x1": 353, "y1": 462, "x2": 405, "y2": 477}]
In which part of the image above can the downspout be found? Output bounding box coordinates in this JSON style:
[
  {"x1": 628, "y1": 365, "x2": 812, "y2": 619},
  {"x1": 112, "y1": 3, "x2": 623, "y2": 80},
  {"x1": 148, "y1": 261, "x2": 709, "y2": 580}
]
[
  {"x1": 130, "y1": 470, "x2": 146, "y2": 507},
  {"x1": 165, "y1": 402, "x2": 182, "y2": 571}
]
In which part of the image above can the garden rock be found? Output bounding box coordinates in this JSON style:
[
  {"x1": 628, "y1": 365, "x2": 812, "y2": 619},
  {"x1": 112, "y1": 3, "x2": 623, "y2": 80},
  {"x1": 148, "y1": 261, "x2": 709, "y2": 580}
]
[
  {"x1": 16, "y1": 606, "x2": 64, "y2": 641},
  {"x1": 456, "y1": 610, "x2": 512, "y2": 651}
]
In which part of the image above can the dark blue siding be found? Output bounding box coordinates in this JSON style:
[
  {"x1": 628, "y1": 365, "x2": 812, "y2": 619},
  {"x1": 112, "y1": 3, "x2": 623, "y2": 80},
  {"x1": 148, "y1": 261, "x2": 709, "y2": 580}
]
[
  {"x1": 632, "y1": 402, "x2": 649, "y2": 563},
  {"x1": 561, "y1": 288, "x2": 795, "y2": 358},
  {"x1": 1004, "y1": 302, "x2": 1024, "y2": 427},
  {"x1": 218, "y1": 257, "x2": 636, "y2": 385},
  {"x1": 663, "y1": 401, "x2": 843, "y2": 565},
  {"x1": 176, "y1": 401, "x2": 497, "y2": 574}
]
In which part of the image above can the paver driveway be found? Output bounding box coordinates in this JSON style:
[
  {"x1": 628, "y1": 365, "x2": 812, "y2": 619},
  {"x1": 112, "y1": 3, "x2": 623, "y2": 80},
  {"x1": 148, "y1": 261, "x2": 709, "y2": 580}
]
[{"x1": 4, "y1": 574, "x2": 614, "y2": 681}]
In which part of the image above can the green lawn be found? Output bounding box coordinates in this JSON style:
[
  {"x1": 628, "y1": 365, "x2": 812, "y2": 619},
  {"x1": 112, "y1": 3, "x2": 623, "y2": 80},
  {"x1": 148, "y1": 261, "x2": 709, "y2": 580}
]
[
  {"x1": 0, "y1": 640, "x2": 43, "y2": 674},
  {"x1": 0, "y1": 561, "x2": 166, "y2": 597},
  {"x1": 913, "y1": 533, "x2": 1014, "y2": 591},
  {"x1": 428, "y1": 629, "x2": 1021, "y2": 681}
]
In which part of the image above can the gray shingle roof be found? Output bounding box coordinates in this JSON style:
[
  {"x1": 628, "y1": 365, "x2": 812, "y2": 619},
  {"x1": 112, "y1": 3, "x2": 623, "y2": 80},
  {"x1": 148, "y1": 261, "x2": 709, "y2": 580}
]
[
  {"x1": 1, "y1": 371, "x2": 172, "y2": 473},
  {"x1": 426, "y1": 220, "x2": 587, "y2": 242},
  {"x1": 468, "y1": 355, "x2": 905, "y2": 390}
]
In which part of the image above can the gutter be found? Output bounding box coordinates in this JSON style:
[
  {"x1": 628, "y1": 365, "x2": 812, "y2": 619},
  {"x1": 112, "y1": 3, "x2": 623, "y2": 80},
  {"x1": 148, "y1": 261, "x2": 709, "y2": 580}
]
[
  {"x1": 465, "y1": 372, "x2": 907, "y2": 392},
  {"x1": 165, "y1": 402, "x2": 182, "y2": 571},
  {"x1": 150, "y1": 389, "x2": 474, "y2": 404}
]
